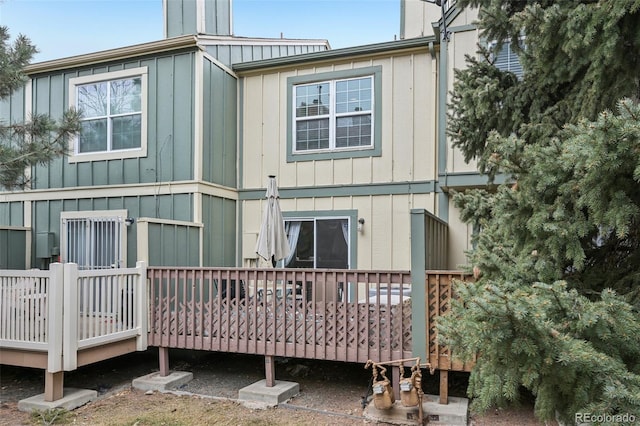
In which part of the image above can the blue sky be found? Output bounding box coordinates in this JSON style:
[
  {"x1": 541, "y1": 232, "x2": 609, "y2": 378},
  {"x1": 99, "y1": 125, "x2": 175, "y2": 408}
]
[{"x1": 0, "y1": 0, "x2": 401, "y2": 63}]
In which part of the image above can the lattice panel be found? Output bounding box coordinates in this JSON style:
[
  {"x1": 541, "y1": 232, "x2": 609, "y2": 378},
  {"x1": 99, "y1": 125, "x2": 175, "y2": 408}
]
[{"x1": 147, "y1": 267, "x2": 419, "y2": 363}]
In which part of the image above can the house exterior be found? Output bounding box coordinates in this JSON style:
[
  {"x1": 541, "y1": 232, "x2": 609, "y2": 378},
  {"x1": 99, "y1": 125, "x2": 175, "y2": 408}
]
[
  {"x1": 0, "y1": 0, "x2": 511, "y2": 273},
  {"x1": 0, "y1": 0, "x2": 328, "y2": 270}
]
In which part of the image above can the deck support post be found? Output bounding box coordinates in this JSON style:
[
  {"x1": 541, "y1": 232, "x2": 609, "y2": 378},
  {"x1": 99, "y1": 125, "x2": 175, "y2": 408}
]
[
  {"x1": 44, "y1": 371, "x2": 64, "y2": 402},
  {"x1": 159, "y1": 347, "x2": 170, "y2": 377},
  {"x1": 439, "y1": 370, "x2": 449, "y2": 404},
  {"x1": 392, "y1": 366, "x2": 400, "y2": 398},
  {"x1": 265, "y1": 355, "x2": 275, "y2": 387}
]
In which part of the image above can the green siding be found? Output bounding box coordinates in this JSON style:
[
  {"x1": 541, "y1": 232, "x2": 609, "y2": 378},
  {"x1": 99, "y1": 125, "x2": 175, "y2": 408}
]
[
  {"x1": 410, "y1": 209, "x2": 428, "y2": 361},
  {"x1": 31, "y1": 194, "x2": 193, "y2": 267},
  {"x1": 147, "y1": 222, "x2": 200, "y2": 266},
  {"x1": 0, "y1": 202, "x2": 24, "y2": 226},
  {"x1": 166, "y1": 0, "x2": 198, "y2": 38},
  {"x1": 165, "y1": 0, "x2": 230, "y2": 37},
  {"x1": 0, "y1": 229, "x2": 26, "y2": 269},
  {"x1": 171, "y1": 54, "x2": 195, "y2": 181},
  {"x1": 205, "y1": 44, "x2": 327, "y2": 68},
  {"x1": 28, "y1": 51, "x2": 197, "y2": 190},
  {"x1": 202, "y1": 195, "x2": 236, "y2": 266},
  {"x1": 202, "y1": 58, "x2": 237, "y2": 187},
  {"x1": 204, "y1": 0, "x2": 231, "y2": 36},
  {"x1": 0, "y1": 84, "x2": 25, "y2": 125}
]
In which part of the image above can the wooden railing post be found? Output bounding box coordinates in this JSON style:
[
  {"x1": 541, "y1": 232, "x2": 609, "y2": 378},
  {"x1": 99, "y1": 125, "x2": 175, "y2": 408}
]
[
  {"x1": 63, "y1": 263, "x2": 79, "y2": 371},
  {"x1": 135, "y1": 261, "x2": 148, "y2": 351},
  {"x1": 45, "y1": 263, "x2": 65, "y2": 402},
  {"x1": 47, "y1": 263, "x2": 64, "y2": 373}
]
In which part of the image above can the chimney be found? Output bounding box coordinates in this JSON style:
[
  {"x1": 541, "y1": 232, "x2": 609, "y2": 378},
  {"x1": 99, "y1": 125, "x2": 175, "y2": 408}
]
[{"x1": 164, "y1": 0, "x2": 232, "y2": 38}]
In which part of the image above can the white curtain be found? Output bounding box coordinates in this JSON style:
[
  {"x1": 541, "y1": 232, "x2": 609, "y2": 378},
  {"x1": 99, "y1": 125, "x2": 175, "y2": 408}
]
[
  {"x1": 341, "y1": 220, "x2": 349, "y2": 245},
  {"x1": 284, "y1": 221, "x2": 301, "y2": 267}
]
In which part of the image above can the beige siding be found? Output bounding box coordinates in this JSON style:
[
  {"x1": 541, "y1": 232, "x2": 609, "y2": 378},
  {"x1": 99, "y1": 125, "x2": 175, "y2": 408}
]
[
  {"x1": 241, "y1": 49, "x2": 436, "y2": 189},
  {"x1": 402, "y1": 0, "x2": 440, "y2": 39},
  {"x1": 447, "y1": 28, "x2": 480, "y2": 174},
  {"x1": 242, "y1": 193, "x2": 437, "y2": 270},
  {"x1": 447, "y1": 198, "x2": 472, "y2": 268},
  {"x1": 449, "y1": 5, "x2": 479, "y2": 28}
]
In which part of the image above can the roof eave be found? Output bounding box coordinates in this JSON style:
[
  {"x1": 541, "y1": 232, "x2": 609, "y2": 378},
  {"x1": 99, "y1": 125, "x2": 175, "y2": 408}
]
[
  {"x1": 233, "y1": 36, "x2": 438, "y2": 73},
  {"x1": 24, "y1": 35, "x2": 199, "y2": 75},
  {"x1": 196, "y1": 34, "x2": 330, "y2": 48}
]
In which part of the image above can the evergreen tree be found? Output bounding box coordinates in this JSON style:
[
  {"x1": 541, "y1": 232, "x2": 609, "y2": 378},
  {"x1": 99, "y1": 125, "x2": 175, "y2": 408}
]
[
  {"x1": 0, "y1": 26, "x2": 80, "y2": 190},
  {"x1": 438, "y1": 1, "x2": 640, "y2": 423}
]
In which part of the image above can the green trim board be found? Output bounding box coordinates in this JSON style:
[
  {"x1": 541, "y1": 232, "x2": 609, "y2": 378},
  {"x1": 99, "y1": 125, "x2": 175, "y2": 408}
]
[
  {"x1": 286, "y1": 66, "x2": 382, "y2": 163},
  {"x1": 282, "y1": 209, "x2": 358, "y2": 269},
  {"x1": 400, "y1": 0, "x2": 407, "y2": 40},
  {"x1": 410, "y1": 208, "x2": 428, "y2": 361},
  {"x1": 447, "y1": 24, "x2": 478, "y2": 33},
  {"x1": 239, "y1": 180, "x2": 436, "y2": 200},
  {"x1": 438, "y1": 171, "x2": 509, "y2": 189}
]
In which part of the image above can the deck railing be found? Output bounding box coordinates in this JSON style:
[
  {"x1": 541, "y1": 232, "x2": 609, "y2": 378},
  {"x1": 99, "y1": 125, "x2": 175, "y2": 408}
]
[
  {"x1": 148, "y1": 267, "x2": 414, "y2": 363},
  {"x1": 0, "y1": 262, "x2": 147, "y2": 372},
  {"x1": 0, "y1": 266, "x2": 63, "y2": 371},
  {"x1": 62, "y1": 263, "x2": 148, "y2": 370}
]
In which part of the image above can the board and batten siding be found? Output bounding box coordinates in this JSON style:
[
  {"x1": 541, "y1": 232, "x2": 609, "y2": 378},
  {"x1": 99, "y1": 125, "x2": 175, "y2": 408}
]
[
  {"x1": 203, "y1": 43, "x2": 328, "y2": 68},
  {"x1": 164, "y1": 0, "x2": 231, "y2": 38},
  {"x1": 240, "y1": 49, "x2": 437, "y2": 189},
  {"x1": 28, "y1": 51, "x2": 198, "y2": 190},
  {"x1": 242, "y1": 192, "x2": 436, "y2": 271},
  {"x1": 201, "y1": 194, "x2": 236, "y2": 267},
  {"x1": 201, "y1": 57, "x2": 237, "y2": 188},
  {"x1": 239, "y1": 47, "x2": 439, "y2": 271},
  {"x1": 0, "y1": 84, "x2": 26, "y2": 130},
  {"x1": 445, "y1": 9, "x2": 480, "y2": 175},
  {"x1": 31, "y1": 193, "x2": 193, "y2": 268},
  {"x1": 0, "y1": 202, "x2": 24, "y2": 227}
]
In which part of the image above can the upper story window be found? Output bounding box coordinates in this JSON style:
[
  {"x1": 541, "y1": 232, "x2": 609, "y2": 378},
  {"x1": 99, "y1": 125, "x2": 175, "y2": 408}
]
[
  {"x1": 294, "y1": 77, "x2": 372, "y2": 152},
  {"x1": 287, "y1": 66, "x2": 382, "y2": 162},
  {"x1": 68, "y1": 67, "x2": 148, "y2": 163}
]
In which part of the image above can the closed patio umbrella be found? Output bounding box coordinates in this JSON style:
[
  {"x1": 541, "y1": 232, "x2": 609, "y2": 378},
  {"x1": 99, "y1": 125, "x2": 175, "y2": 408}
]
[{"x1": 255, "y1": 175, "x2": 290, "y2": 267}]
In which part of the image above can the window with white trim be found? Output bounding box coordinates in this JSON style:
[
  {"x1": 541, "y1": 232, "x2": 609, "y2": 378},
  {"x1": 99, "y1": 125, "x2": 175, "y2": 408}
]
[
  {"x1": 294, "y1": 76, "x2": 373, "y2": 153},
  {"x1": 61, "y1": 210, "x2": 128, "y2": 270},
  {"x1": 69, "y1": 67, "x2": 147, "y2": 162},
  {"x1": 283, "y1": 217, "x2": 350, "y2": 269}
]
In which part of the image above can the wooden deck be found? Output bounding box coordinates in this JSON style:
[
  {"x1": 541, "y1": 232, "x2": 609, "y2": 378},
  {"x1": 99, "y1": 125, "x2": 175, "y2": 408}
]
[
  {"x1": 148, "y1": 267, "x2": 414, "y2": 363},
  {"x1": 1, "y1": 264, "x2": 472, "y2": 403},
  {"x1": 147, "y1": 267, "x2": 474, "y2": 401}
]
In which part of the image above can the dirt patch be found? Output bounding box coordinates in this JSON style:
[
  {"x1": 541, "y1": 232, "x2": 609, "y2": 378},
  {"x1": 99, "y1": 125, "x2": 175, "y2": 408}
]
[{"x1": 0, "y1": 349, "x2": 545, "y2": 425}]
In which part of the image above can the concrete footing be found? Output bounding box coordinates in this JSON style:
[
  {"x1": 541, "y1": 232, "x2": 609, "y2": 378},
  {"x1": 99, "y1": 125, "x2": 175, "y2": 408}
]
[
  {"x1": 238, "y1": 379, "x2": 299, "y2": 406},
  {"x1": 364, "y1": 394, "x2": 468, "y2": 426},
  {"x1": 18, "y1": 388, "x2": 97, "y2": 413},
  {"x1": 132, "y1": 371, "x2": 194, "y2": 392}
]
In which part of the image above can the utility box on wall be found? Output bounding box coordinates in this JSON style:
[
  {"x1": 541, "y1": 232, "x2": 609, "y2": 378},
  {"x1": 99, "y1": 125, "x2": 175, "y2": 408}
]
[{"x1": 36, "y1": 232, "x2": 58, "y2": 259}]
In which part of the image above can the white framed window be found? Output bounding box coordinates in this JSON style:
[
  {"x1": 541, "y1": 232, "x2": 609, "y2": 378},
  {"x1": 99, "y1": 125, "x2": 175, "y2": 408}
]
[
  {"x1": 283, "y1": 217, "x2": 350, "y2": 269},
  {"x1": 61, "y1": 210, "x2": 128, "y2": 270},
  {"x1": 68, "y1": 67, "x2": 148, "y2": 163},
  {"x1": 293, "y1": 76, "x2": 373, "y2": 153}
]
